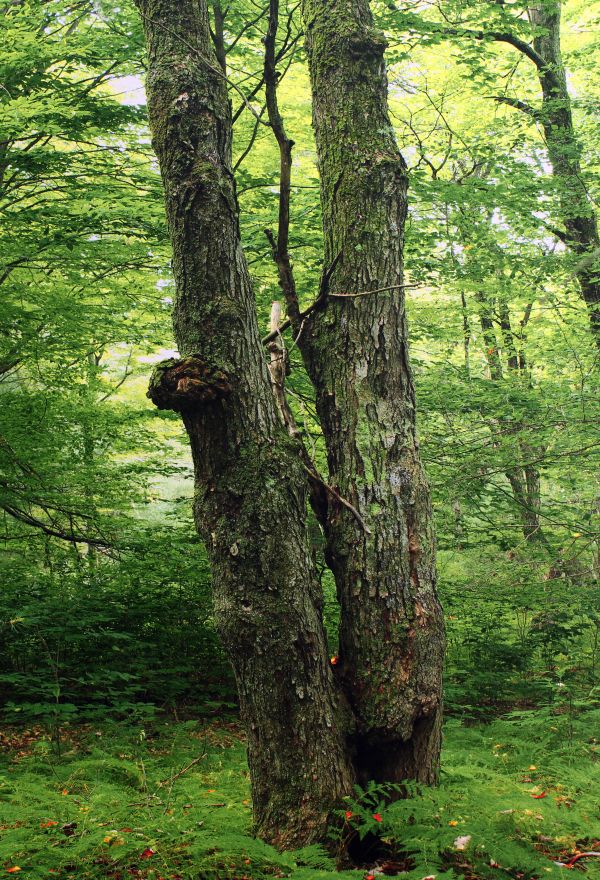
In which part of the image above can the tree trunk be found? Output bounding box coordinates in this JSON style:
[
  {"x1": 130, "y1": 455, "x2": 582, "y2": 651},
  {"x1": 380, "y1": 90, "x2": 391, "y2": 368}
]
[
  {"x1": 476, "y1": 297, "x2": 547, "y2": 545},
  {"x1": 299, "y1": 0, "x2": 444, "y2": 785},
  {"x1": 528, "y1": 1, "x2": 600, "y2": 347},
  {"x1": 135, "y1": 0, "x2": 353, "y2": 847}
]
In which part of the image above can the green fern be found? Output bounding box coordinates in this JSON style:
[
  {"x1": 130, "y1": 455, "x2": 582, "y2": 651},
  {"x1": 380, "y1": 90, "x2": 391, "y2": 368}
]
[{"x1": 1, "y1": 711, "x2": 599, "y2": 880}]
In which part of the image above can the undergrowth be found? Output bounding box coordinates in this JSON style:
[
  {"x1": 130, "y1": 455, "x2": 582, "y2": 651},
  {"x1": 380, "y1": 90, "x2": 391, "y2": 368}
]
[{"x1": 1, "y1": 705, "x2": 599, "y2": 880}]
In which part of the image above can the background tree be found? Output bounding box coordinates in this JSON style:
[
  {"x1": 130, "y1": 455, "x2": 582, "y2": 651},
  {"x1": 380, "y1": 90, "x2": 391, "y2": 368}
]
[{"x1": 383, "y1": 0, "x2": 600, "y2": 347}]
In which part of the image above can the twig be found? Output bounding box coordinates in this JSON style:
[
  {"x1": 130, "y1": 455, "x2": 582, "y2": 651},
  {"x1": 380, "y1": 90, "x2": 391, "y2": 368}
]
[
  {"x1": 287, "y1": 317, "x2": 307, "y2": 354},
  {"x1": 301, "y1": 465, "x2": 371, "y2": 535},
  {"x1": 563, "y1": 853, "x2": 600, "y2": 869},
  {"x1": 329, "y1": 283, "x2": 421, "y2": 298},
  {"x1": 158, "y1": 753, "x2": 207, "y2": 788},
  {"x1": 261, "y1": 251, "x2": 343, "y2": 346}
]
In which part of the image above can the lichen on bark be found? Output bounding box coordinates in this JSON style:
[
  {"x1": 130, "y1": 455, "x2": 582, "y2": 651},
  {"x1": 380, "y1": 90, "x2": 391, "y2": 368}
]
[
  {"x1": 135, "y1": 0, "x2": 354, "y2": 847},
  {"x1": 299, "y1": 0, "x2": 445, "y2": 785}
]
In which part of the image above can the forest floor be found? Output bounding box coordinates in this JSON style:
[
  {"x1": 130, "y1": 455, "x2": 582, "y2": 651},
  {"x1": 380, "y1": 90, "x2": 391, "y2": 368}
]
[{"x1": 0, "y1": 708, "x2": 599, "y2": 880}]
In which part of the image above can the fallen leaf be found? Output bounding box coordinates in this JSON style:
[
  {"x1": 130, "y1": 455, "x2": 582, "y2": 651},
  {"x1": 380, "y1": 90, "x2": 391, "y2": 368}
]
[{"x1": 454, "y1": 835, "x2": 472, "y2": 851}]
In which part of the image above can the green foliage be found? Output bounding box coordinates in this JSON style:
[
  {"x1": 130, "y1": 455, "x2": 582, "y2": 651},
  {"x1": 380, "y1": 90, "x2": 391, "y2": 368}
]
[
  {"x1": 0, "y1": 532, "x2": 234, "y2": 728},
  {"x1": 1, "y1": 0, "x2": 598, "y2": 736},
  {"x1": 1, "y1": 711, "x2": 599, "y2": 879},
  {"x1": 381, "y1": 708, "x2": 600, "y2": 880}
]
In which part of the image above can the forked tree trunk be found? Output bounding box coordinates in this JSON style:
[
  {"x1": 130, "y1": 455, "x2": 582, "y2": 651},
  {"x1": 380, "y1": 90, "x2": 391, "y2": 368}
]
[
  {"x1": 299, "y1": 0, "x2": 444, "y2": 785},
  {"x1": 136, "y1": 0, "x2": 445, "y2": 846},
  {"x1": 135, "y1": 0, "x2": 353, "y2": 847}
]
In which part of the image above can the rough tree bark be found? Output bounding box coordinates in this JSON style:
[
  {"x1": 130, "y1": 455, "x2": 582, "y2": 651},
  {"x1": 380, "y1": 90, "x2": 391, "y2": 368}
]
[
  {"x1": 134, "y1": 0, "x2": 353, "y2": 847},
  {"x1": 136, "y1": 0, "x2": 446, "y2": 846},
  {"x1": 298, "y1": 0, "x2": 445, "y2": 785}
]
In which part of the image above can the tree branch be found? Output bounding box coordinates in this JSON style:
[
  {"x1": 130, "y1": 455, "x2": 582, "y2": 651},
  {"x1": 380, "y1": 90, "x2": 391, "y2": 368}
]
[
  {"x1": 491, "y1": 94, "x2": 541, "y2": 120},
  {"x1": 1, "y1": 503, "x2": 110, "y2": 547},
  {"x1": 260, "y1": 251, "x2": 342, "y2": 346},
  {"x1": 263, "y1": 0, "x2": 300, "y2": 326}
]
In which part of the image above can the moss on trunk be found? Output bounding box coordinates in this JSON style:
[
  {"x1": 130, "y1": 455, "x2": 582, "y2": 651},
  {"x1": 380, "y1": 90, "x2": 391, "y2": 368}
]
[{"x1": 300, "y1": 0, "x2": 445, "y2": 785}]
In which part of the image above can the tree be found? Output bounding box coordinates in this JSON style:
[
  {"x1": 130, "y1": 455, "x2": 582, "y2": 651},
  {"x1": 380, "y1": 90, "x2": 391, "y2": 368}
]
[
  {"x1": 524, "y1": 1, "x2": 600, "y2": 349},
  {"x1": 387, "y1": 0, "x2": 600, "y2": 348},
  {"x1": 135, "y1": 0, "x2": 353, "y2": 848},
  {"x1": 298, "y1": 0, "x2": 445, "y2": 784},
  {"x1": 135, "y1": 0, "x2": 444, "y2": 846}
]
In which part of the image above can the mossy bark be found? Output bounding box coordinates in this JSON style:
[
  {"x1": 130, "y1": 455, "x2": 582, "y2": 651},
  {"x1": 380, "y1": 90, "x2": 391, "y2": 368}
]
[
  {"x1": 300, "y1": 0, "x2": 444, "y2": 784},
  {"x1": 528, "y1": 1, "x2": 600, "y2": 348},
  {"x1": 134, "y1": 0, "x2": 353, "y2": 847}
]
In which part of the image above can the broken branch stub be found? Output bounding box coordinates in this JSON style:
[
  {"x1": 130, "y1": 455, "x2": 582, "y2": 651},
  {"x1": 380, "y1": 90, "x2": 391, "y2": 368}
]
[{"x1": 147, "y1": 356, "x2": 232, "y2": 412}]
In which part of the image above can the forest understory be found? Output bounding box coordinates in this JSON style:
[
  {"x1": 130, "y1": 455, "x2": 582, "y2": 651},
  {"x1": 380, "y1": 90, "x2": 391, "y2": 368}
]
[{"x1": 1, "y1": 707, "x2": 600, "y2": 880}]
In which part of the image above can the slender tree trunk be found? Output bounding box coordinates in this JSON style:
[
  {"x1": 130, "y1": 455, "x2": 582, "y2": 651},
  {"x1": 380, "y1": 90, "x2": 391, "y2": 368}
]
[
  {"x1": 476, "y1": 296, "x2": 546, "y2": 545},
  {"x1": 528, "y1": 1, "x2": 600, "y2": 347},
  {"x1": 135, "y1": 0, "x2": 353, "y2": 847},
  {"x1": 299, "y1": 0, "x2": 444, "y2": 785},
  {"x1": 498, "y1": 302, "x2": 547, "y2": 545},
  {"x1": 475, "y1": 291, "x2": 503, "y2": 380},
  {"x1": 505, "y1": 465, "x2": 545, "y2": 544},
  {"x1": 460, "y1": 291, "x2": 471, "y2": 376}
]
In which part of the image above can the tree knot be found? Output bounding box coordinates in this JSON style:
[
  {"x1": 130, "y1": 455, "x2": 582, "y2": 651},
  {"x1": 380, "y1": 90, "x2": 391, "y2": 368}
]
[
  {"x1": 147, "y1": 356, "x2": 232, "y2": 412},
  {"x1": 347, "y1": 27, "x2": 388, "y2": 59}
]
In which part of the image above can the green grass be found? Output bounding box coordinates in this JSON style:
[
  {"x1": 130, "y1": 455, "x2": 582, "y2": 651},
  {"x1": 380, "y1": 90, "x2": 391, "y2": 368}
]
[{"x1": 1, "y1": 706, "x2": 599, "y2": 880}]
